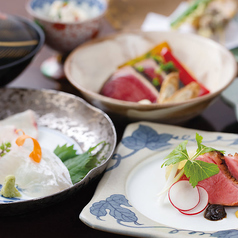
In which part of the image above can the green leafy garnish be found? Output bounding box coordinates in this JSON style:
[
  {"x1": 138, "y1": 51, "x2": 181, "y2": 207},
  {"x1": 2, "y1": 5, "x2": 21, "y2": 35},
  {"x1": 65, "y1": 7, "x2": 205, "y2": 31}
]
[
  {"x1": 162, "y1": 133, "x2": 224, "y2": 187},
  {"x1": 54, "y1": 141, "x2": 108, "y2": 184},
  {"x1": 0, "y1": 142, "x2": 11, "y2": 157},
  {"x1": 54, "y1": 144, "x2": 77, "y2": 162}
]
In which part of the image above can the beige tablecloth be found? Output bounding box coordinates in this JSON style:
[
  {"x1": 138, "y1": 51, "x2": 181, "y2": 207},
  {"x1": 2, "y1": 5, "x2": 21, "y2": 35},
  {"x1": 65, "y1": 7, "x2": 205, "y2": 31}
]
[{"x1": 105, "y1": 0, "x2": 183, "y2": 30}]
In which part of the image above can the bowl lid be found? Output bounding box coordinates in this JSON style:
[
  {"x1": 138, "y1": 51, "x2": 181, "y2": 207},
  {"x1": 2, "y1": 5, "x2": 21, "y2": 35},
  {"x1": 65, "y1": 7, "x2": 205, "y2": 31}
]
[{"x1": 0, "y1": 13, "x2": 39, "y2": 66}]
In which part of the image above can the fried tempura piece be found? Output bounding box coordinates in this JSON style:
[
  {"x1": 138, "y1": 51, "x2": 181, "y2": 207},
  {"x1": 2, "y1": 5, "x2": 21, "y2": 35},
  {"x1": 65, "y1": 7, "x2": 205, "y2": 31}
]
[
  {"x1": 197, "y1": 0, "x2": 238, "y2": 38},
  {"x1": 163, "y1": 81, "x2": 200, "y2": 104},
  {"x1": 158, "y1": 72, "x2": 179, "y2": 103},
  {"x1": 171, "y1": 0, "x2": 238, "y2": 38}
]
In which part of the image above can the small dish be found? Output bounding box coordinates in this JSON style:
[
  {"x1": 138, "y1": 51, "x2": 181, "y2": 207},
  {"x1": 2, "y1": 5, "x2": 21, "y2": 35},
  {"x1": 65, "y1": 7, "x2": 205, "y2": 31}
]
[
  {"x1": 26, "y1": 0, "x2": 107, "y2": 79},
  {"x1": 26, "y1": 0, "x2": 107, "y2": 54},
  {"x1": 0, "y1": 88, "x2": 116, "y2": 215},
  {"x1": 80, "y1": 122, "x2": 238, "y2": 237}
]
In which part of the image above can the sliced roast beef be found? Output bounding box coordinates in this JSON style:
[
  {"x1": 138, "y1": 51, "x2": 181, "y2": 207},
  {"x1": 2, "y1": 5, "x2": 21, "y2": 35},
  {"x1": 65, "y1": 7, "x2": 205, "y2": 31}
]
[
  {"x1": 224, "y1": 153, "x2": 238, "y2": 181},
  {"x1": 100, "y1": 66, "x2": 160, "y2": 103},
  {"x1": 181, "y1": 151, "x2": 238, "y2": 206}
]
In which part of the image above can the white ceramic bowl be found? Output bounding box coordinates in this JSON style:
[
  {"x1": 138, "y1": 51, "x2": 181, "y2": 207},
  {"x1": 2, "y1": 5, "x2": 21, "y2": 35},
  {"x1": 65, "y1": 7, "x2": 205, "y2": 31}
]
[
  {"x1": 26, "y1": 0, "x2": 107, "y2": 54},
  {"x1": 64, "y1": 31, "x2": 237, "y2": 123}
]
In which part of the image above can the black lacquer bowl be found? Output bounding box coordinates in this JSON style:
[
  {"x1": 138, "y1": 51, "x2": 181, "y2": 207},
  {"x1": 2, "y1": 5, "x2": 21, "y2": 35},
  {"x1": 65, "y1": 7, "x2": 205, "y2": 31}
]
[{"x1": 0, "y1": 13, "x2": 45, "y2": 86}]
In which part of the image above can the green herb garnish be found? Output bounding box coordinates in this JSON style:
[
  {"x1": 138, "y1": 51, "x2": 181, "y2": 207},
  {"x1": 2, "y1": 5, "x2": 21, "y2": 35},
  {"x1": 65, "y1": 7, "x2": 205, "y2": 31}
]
[
  {"x1": 152, "y1": 77, "x2": 160, "y2": 87},
  {"x1": 152, "y1": 55, "x2": 163, "y2": 64},
  {"x1": 155, "y1": 61, "x2": 177, "y2": 75},
  {"x1": 0, "y1": 142, "x2": 11, "y2": 157},
  {"x1": 54, "y1": 141, "x2": 108, "y2": 184},
  {"x1": 160, "y1": 61, "x2": 177, "y2": 73},
  {"x1": 161, "y1": 133, "x2": 224, "y2": 187},
  {"x1": 135, "y1": 65, "x2": 144, "y2": 72}
]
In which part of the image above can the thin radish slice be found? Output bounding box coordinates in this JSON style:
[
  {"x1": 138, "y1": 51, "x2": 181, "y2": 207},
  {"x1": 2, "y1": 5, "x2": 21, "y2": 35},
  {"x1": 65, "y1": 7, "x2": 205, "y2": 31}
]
[
  {"x1": 179, "y1": 186, "x2": 209, "y2": 215},
  {"x1": 168, "y1": 180, "x2": 200, "y2": 211}
]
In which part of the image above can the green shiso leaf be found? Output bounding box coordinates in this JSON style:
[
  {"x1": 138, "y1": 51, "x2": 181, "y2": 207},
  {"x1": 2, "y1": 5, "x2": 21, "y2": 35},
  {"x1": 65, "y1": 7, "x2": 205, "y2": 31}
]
[
  {"x1": 54, "y1": 141, "x2": 108, "y2": 184},
  {"x1": 54, "y1": 144, "x2": 77, "y2": 162}
]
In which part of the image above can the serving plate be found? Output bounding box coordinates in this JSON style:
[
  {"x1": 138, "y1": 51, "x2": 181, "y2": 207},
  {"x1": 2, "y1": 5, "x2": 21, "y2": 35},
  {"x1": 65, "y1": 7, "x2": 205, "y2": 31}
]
[
  {"x1": 0, "y1": 88, "x2": 116, "y2": 215},
  {"x1": 80, "y1": 121, "x2": 238, "y2": 238}
]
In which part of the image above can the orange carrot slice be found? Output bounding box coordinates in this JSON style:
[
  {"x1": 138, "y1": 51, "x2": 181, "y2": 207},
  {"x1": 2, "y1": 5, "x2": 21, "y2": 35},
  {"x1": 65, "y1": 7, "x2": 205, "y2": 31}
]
[{"x1": 15, "y1": 129, "x2": 42, "y2": 163}]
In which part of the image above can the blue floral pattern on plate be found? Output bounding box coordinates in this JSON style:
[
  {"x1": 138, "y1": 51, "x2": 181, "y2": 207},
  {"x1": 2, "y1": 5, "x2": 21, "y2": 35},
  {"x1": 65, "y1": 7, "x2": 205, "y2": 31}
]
[
  {"x1": 80, "y1": 122, "x2": 238, "y2": 238},
  {"x1": 90, "y1": 194, "x2": 140, "y2": 225},
  {"x1": 90, "y1": 193, "x2": 238, "y2": 237}
]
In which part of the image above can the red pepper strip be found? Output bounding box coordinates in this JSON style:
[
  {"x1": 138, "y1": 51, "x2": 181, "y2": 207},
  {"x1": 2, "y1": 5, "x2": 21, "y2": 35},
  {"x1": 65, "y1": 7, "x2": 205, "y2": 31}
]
[
  {"x1": 15, "y1": 129, "x2": 42, "y2": 163},
  {"x1": 161, "y1": 48, "x2": 210, "y2": 96}
]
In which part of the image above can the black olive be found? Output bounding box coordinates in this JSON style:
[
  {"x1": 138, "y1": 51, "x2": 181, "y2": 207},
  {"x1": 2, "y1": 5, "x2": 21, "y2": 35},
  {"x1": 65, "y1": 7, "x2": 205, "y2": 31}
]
[{"x1": 204, "y1": 204, "x2": 227, "y2": 221}]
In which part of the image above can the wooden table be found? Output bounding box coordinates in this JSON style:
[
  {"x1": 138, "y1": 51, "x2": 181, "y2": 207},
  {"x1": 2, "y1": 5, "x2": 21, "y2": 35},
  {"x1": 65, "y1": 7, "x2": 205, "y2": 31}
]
[{"x1": 1, "y1": 0, "x2": 238, "y2": 237}]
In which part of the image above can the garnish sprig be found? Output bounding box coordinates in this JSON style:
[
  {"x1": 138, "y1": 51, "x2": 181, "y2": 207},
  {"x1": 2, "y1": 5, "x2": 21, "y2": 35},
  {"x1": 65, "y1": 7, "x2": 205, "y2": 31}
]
[
  {"x1": 0, "y1": 142, "x2": 11, "y2": 157},
  {"x1": 161, "y1": 133, "x2": 224, "y2": 189}
]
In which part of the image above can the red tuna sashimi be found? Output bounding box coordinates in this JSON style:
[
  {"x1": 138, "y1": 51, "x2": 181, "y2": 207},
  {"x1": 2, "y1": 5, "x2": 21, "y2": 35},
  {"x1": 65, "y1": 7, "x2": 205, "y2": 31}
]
[
  {"x1": 181, "y1": 151, "x2": 238, "y2": 206},
  {"x1": 100, "y1": 66, "x2": 160, "y2": 103}
]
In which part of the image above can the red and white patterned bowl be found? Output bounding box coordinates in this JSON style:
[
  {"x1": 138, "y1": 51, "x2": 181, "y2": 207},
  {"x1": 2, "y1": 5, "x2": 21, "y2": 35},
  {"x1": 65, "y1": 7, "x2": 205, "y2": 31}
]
[{"x1": 26, "y1": 0, "x2": 107, "y2": 54}]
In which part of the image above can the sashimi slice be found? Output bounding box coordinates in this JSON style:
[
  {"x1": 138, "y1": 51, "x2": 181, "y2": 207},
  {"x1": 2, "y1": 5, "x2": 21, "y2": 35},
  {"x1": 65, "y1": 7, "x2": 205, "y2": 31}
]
[
  {"x1": 134, "y1": 58, "x2": 164, "y2": 89},
  {"x1": 0, "y1": 125, "x2": 18, "y2": 146},
  {"x1": 100, "y1": 66, "x2": 160, "y2": 103},
  {"x1": 0, "y1": 110, "x2": 38, "y2": 139},
  {"x1": 0, "y1": 145, "x2": 73, "y2": 198}
]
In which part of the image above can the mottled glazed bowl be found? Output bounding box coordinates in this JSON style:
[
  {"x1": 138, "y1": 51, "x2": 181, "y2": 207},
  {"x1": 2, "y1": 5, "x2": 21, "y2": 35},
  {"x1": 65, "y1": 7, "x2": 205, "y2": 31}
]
[
  {"x1": 0, "y1": 88, "x2": 116, "y2": 216},
  {"x1": 26, "y1": 0, "x2": 107, "y2": 54},
  {"x1": 64, "y1": 31, "x2": 237, "y2": 124}
]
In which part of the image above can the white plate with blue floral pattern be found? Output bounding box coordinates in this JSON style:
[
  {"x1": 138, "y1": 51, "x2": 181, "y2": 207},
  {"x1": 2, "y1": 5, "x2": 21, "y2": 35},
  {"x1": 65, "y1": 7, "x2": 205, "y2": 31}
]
[{"x1": 80, "y1": 121, "x2": 238, "y2": 238}]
